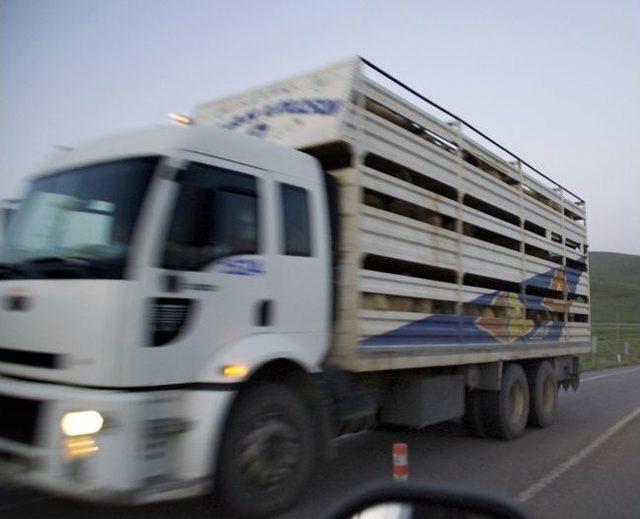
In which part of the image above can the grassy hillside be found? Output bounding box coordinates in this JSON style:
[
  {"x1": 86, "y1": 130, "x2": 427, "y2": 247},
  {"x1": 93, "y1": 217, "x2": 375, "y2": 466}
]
[
  {"x1": 588, "y1": 252, "x2": 640, "y2": 323},
  {"x1": 580, "y1": 252, "x2": 639, "y2": 370}
]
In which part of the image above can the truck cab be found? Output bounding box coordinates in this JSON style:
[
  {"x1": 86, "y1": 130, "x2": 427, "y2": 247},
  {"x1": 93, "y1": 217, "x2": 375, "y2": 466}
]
[{"x1": 0, "y1": 124, "x2": 331, "y2": 506}]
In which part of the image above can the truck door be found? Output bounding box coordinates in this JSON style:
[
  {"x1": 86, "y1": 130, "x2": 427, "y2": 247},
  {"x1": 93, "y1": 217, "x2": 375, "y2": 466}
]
[
  {"x1": 270, "y1": 173, "x2": 330, "y2": 363},
  {"x1": 129, "y1": 155, "x2": 273, "y2": 385}
]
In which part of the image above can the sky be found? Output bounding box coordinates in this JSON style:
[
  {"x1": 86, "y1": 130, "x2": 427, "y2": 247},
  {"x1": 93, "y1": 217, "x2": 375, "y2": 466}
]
[{"x1": 2, "y1": 0, "x2": 639, "y2": 254}]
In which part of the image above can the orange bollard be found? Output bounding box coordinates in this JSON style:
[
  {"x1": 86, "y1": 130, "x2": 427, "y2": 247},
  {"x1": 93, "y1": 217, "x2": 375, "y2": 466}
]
[{"x1": 392, "y1": 442, "x2": 408, "y2": 480}]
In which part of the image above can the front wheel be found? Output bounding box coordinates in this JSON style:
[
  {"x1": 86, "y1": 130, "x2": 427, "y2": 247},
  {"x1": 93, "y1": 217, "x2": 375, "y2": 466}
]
[{"x1": 214, "y1": 383, "x2": 316, "y2": 518}]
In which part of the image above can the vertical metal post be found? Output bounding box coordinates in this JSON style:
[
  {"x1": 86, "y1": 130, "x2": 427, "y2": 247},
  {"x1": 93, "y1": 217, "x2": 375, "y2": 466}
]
[
  {"x1": 345, "y1": 66, "x2": 367, "y2": 367},
  {"x1": 515, "y1": 160, "x2": 526, "y2": 324},
  {"x1": 580, "y1": 199, "x2": 592, "y2": 346},
  {"x1": 449, "y1": 120, "x2": 465, "y2": 343},
  {"x1": 558, "y1": 188, "x2": 568, "y2": 332}
]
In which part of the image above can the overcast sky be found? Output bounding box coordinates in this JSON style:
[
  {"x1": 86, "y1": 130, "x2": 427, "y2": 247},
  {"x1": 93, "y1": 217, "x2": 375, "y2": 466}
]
[{"x1": 2, "y1": 0, "x2": 638, "y2": 254}]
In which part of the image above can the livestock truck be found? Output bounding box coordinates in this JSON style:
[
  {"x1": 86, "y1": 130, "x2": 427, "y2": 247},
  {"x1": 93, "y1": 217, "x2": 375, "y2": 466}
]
[{"x1": 0, "y1": 58, "x2": 591, "y2": 516}]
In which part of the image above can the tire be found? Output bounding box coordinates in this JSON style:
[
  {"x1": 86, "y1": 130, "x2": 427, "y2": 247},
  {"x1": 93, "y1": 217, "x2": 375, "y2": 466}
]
[
  {"x1": 464, "y1": 390, "x2": 490, "y2": 438},
  {"x1": 214, "y1": 383, "x2": 316, "y2": 518},
  {"x1": 527, "y1": 361, "x2": 557, "y2": 428},
  {"x1": 484, "y1": 364, "x2": 530, "y2": 440}
]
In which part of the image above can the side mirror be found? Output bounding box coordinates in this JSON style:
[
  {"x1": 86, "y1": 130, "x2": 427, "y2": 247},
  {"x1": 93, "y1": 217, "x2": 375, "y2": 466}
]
[{"x1": 328, "y1": 481, "x2": 530, "y2": 519}]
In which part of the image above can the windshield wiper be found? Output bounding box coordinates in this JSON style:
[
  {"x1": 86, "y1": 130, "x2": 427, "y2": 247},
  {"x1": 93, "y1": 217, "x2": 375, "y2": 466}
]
[
  {"x1": 0, "y1": 262, "x2": 28, "y2": 279},
  {"x1": 25, "y1": 256, "x2": 93, "y2": 267},
  {"x1": 23, "y1": 256, "x2": 97, "y2": 278}
]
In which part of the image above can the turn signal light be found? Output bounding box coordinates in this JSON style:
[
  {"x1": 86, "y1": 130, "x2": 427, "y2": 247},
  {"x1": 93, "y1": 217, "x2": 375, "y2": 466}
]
[
  {"x1": 222, "y1": 364, "x2": 249, "y2": 378},
  {"x1": 64, "y1": 436, "x2": 99, "y2": 458}
]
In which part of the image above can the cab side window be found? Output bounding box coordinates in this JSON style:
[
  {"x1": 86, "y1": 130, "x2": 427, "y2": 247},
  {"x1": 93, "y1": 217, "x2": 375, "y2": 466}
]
[
  {"x1": 280, "y1": 183, "x2": 312, "y2": 257},
  {"x1": 161, "y1": 163, "x2": 259, "y2": 271}
]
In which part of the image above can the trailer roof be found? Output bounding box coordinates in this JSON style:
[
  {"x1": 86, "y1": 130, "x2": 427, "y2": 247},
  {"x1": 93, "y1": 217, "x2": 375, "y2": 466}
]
[
  {"x1": 196, "y1": 57, "x2": 584, "y2": 206},
  {"x1": 358, "y1": 58, "x2": 584, "y2": 204}
]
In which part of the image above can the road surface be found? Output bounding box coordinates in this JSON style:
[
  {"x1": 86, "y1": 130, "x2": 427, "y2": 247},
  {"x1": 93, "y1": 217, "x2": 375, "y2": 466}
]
[{"x1": 2, "y1": 365, "x2": 639, "y2": 518}]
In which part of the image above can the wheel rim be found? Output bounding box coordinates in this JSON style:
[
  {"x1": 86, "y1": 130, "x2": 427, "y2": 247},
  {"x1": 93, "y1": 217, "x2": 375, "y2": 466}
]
[
  {"x1": 508, "y1": 381, "x2": 525, "y2": 423},
  {"x1": 238, "y1": 413, "x2": 301, "y2": 489},
  {"x1": 541, "y1": 376, "x2": 556, "y2": 415}
]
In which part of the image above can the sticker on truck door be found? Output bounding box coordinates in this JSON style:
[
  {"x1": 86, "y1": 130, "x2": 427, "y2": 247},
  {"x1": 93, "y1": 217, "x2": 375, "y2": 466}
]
[{"x1": 219, "y1": 258, "x2": 265, "y2": 276}]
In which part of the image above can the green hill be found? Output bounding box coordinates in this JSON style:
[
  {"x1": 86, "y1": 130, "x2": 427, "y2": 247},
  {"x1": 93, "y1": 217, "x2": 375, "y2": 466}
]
[{"x1": 588, "y1": 251, "x2": 640, "y2": 323}]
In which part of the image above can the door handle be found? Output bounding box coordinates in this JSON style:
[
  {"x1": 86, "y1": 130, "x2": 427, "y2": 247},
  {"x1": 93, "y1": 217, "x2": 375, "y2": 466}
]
[
  {"x1": 255, "y1": 299, "x2": 274, "y2": 327},
  {"x1": 162, "y1": 273, "x2": 183, "y2": 293}
]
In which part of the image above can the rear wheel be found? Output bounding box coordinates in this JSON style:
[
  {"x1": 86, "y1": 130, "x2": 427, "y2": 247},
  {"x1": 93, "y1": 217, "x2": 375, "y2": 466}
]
[
  {"x1": 214, "y1": 383, "x2": 315, "y2": 518},
  {"x1": 527, "y1": 361, "x2": 557, "y2": 428},
  {"x1": 484, "y1": 363, "x2": 530, "y2": 440}
]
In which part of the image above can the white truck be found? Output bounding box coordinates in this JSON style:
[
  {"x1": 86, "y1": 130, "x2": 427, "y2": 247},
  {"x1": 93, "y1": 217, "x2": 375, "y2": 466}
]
[{"x1": 0, "y1": 58, "x2": 590, "y2": 517}]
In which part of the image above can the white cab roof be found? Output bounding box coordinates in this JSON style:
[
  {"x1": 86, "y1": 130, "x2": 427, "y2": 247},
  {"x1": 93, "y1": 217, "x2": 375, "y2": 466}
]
[{"x1": 37, "y1": 124, "x2": 318, "y2": 179}]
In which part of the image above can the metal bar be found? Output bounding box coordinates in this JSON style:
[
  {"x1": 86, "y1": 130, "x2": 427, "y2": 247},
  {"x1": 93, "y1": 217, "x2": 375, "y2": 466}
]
[{"x1": 359, "y1": 57, "x2": 585, "y2": 204}]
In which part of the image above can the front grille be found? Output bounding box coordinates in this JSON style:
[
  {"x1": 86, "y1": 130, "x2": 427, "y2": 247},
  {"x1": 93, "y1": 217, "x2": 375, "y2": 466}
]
[
  {"x1": 0, "y1": 347, "x2": 61, "y2": 369},
  {"x1": 0, "y1": 395, "x2": 42, "y2": 445}
]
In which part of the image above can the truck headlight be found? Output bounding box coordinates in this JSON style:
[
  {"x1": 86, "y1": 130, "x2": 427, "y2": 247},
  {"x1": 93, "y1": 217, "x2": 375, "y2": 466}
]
[{"x1": 61, "y1": 410, "x2": 104, "y2": 437}]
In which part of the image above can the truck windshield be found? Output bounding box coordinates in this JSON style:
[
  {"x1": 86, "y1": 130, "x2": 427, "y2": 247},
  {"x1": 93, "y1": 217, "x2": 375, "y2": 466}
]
[{"x1": 0, "y1": 156, "x2": 158, "y2": 279}]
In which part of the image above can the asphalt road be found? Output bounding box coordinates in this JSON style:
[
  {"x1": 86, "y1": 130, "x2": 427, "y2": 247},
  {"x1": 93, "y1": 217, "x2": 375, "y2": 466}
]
[{"x1": 2, "y1": 365, "x2": 640, "y2": 519}]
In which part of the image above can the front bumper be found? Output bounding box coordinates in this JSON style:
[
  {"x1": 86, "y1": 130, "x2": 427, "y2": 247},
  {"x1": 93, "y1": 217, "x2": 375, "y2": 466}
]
[{"x1": 0, "y1": 375, "x2": 236, "y2": 504}]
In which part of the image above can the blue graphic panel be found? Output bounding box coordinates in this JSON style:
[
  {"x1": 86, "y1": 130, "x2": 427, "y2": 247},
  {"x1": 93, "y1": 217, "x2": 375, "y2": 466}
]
[{"x1": 361, "y1": 267, "x2": 582, "y2": 348}]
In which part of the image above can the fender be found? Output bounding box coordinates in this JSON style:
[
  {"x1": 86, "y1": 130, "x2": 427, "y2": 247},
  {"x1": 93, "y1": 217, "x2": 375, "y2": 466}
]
[
  {"x1": 195, "y1": 332, "x2": 324, "y2": 384},
  {"x1": 178, "y1": 333, "x2": 327, "y2": 481}
]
